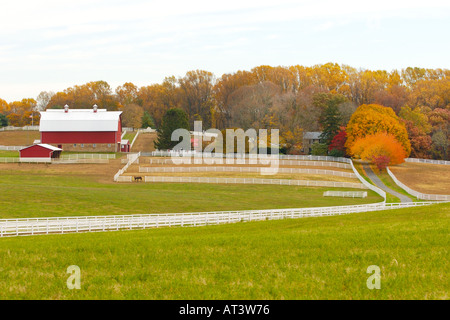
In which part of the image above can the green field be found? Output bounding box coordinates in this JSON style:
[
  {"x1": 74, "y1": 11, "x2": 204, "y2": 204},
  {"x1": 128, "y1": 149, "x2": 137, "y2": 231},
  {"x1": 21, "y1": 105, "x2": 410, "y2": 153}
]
[
  {"x1": 0, "y1": 173, "x2": 381, "y2": 219},
  {"x1": 0, "y1": 150, "x2": 19, "y2": 158},
  {"x1": 0, "y1": 202, "x2": 448, "y2": 299}
]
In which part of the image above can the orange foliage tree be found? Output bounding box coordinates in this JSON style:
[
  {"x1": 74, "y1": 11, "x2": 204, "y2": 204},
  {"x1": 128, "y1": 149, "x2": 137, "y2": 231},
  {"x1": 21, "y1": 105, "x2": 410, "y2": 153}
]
[
  {"x1": 345, "y1": 104, "x2": 411, "y2": 157},
  {"x1": 350, "y1": 133, "x2": 407, "y2": 168}
]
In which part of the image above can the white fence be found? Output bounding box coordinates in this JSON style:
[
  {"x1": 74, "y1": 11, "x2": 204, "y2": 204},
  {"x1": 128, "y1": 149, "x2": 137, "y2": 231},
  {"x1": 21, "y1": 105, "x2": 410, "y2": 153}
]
[
  {"x1": 405, "y1": 158, "x2": 450, "y2": 165},
  {"x1": 138, "y1": 166, "x2": 356, "y2": 178},
  {"x1": 323, "y1": 191, "x2": 367, "y2": 198},
  {"x1": 114, "y1": 152, "x2": 140, "y2": 182},
  {"x1": 140, "y1": 157, "x2": 352, "y2": 169},
  {"x1": 60, "y1": 153, "x2": 116, "y2": 160},
  {"x1": 349, "y1": 161, "x2": 387, "y2": 201},
  {"x1": 0, "y1": 145, "x2": 24, "y2": 151},
  {"x1": 0, "y1": 157, "x2": 19, "y2": 163},
  {"x1": 149, "y1": 151, "x2": 351, "y2": 163},
  {"x1": 0, "y1": 126, "x2": 39, "y2": 131},
  {"x1": 133, "y1": 175, "x2": 366, "y2": 189},
  {"x1": 0, "y1": 157, "x2": 109, "y2": 164},
  {"x1": 0, "y1": 202, "x2": 439, "y2": 238},
  {"x1": 386, "y1": 167, "x2": 450, "y2": 201}
]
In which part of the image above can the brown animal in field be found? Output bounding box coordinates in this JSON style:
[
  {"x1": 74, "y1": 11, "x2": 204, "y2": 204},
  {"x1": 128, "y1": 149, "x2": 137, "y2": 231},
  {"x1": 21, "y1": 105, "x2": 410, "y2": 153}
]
[{"x1": 134, "y1": 176, "x2": 143, "y2": 182}]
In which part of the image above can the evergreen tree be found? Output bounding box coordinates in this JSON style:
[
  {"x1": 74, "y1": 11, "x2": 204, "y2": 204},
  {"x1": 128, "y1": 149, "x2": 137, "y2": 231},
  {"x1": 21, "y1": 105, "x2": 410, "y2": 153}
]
[
  {"x1": 141, "y1": 111, "x2": 155, "y2": 129},
  {"x1": 154, "y1": 108, "x2": 190, "y2": 150},
  {"x1": 314, "y1": 93, "x2": 346, "y2": 146},
  {"x1": 0, "y1": 113, "x2": 8, "y2": 127}
]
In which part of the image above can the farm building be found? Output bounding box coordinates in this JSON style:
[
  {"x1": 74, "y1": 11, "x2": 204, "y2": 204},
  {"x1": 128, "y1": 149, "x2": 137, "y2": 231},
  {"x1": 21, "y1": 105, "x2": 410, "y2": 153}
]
[
  {"x1": 302, "y1": 131, "x2": 323, "y2": 154},
  {"x1": 19, "y1": 144, "x2": 62, "y2": 162},
  {"x1": 120, "y1": 139, "x2": 130, "y2": 152},
  {"x1": 39, "y1": 105, "x2": 123, "y2": 152}
]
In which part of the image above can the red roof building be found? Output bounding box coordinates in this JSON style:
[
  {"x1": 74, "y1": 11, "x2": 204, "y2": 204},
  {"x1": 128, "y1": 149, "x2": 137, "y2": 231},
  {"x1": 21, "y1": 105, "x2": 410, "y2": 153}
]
[
  {"x1": 39, "y1": 105, "x2": 123, "y2": 152},
  {"x1": 19, "y1": 144, "x2": 62, "y2": 162}
]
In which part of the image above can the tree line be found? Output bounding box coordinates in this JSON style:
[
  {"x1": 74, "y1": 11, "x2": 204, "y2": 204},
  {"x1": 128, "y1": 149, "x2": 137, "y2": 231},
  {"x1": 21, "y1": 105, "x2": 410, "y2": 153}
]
[{"x1": 0, "y1": 63, "x2": 448, "y2": 159}]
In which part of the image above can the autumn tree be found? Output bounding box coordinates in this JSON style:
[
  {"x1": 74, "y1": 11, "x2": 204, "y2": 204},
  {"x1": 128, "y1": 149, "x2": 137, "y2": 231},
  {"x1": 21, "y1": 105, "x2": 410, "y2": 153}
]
[
  {"x1": 345, "y1": 104, "x2": 411, "y2": 156},
  {"x1": 178, "y1": 70, "x2": 216, "y2": 127},
  {"x1": 328, "y1": 128, "x2": 347, "y2": 157},
  {"x1": 122, "y1": 104, "x2": 144, "y2": 128},
  {"x1": 350, "y1": 133, "x2": 407, "y2": 168}
]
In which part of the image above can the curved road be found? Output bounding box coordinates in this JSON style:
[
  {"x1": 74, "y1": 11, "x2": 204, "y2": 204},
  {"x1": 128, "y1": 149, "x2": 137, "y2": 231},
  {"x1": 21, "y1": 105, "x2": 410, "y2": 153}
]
[{"x1": 362, "y1": 164, "x2": 413, "y2": 203}]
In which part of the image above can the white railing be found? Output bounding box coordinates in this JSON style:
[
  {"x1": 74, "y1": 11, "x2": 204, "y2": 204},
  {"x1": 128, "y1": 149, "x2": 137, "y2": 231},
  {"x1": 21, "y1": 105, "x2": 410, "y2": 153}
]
[
  {"x1": 0, "y1": 145, "x2": 24, "y2": 151},
  {"x1": 149, "y1": 151, "x2": 351, "y2": 163},
  {"x1": 0, "y1": 202, "x2": 439, "y2": 238},
  {"x1": 0, "y1": 126, "x2": 39, "y2": 131},
  {"x1": 140, "y1": 157, "x2": 352, "y2": 169},
  {"x1": 0, "y1": 157, "x2": 19, "y2": 163},
  {"x1": 0, "y1": 157, "x2": 109, "y2": 164},
  {"x1": 114, "y1": 152, "x2": 141, "y2": 182},
  {"x1": 138, "y1": 166, "x2": 356, "y2": 178},
  {"x1": 60, "y1": 153, "x2": 116, "y2": 160},
  {"x1": 323, "y1": 191, "x2": 367, "y2": 198},
  {"x1": 405, "y1": 158, "x2": 450, "y2": 165},
  {"x1": 349, "y1": 161, "x2": 387, "y2": 202},
  {"x1": 129, "y1": 130, "x2": 140, "y2": 150},
  {"x1": 386, "y1": 167, "x2": 450, "y2": 201},
  {"x1": 138, "y1": 175, "x2": 366, "y2": 189}
]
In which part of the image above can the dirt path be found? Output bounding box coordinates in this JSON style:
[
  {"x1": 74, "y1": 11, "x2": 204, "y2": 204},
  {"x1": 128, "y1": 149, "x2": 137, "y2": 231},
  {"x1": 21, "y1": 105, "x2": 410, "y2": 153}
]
[{"x1": 363, "y1": 164, "x2": 412, "y2": 203}]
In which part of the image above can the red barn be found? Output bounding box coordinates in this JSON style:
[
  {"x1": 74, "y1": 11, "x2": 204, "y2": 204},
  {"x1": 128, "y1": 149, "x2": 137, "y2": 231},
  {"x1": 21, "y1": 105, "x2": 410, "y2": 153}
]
[
  {"x1": 39, "y1": 105, "x2": 123, "y2": 152},
  {"x1": 19, "y1": 144, "x2": 62, "y2": 162}
]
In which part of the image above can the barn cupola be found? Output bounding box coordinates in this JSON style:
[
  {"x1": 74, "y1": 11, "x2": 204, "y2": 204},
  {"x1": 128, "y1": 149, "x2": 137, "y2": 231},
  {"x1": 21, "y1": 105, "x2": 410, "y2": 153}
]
[
  {"x1": 93, "y1": 104, "x2": 98, "y2": 113},
  {"x1": 64, "y1": 104, "x2": 69, "y2": 113}
]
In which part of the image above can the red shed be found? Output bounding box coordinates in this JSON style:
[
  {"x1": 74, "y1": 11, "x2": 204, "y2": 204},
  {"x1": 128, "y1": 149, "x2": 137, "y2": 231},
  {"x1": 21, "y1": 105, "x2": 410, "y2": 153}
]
[{"x1": 19, "y1": 144, "x2": 62, "y2": 162}]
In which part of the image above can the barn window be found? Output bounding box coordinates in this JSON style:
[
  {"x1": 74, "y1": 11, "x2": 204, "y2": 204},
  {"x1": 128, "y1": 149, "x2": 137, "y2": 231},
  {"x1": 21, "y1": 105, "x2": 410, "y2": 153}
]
[
  {"x1": 108, "y1": 144, "x2": 111, "y2": 147},
  {"x1": 73, "y1": 144, "x2": 76, "y2": 147},
  {"x1": 81, "y1": 144, "x2": 84, "y2": 148},
  {"x1": 93, "y1": 144, "x2": 96, "y2": 148}
]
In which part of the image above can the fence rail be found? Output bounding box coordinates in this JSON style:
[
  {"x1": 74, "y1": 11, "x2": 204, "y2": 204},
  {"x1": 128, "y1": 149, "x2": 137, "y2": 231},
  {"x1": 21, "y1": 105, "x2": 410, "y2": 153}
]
[
  {"x1": 114, "y1": 152, "x2": 140, "y2": 181},
  {"x1": 138, "y1": 166, "x2": 356, "y2": 178},
  {"x1": 349, "y1": 161, "x2": 387, "y2": 201},
  {"x1": 130, "y1": 175, "x2": 366, "y2": 189},
  {"x1": 60, "y1": 153, "x2": 116, "y2": 160},
  {"x1": 0, "y1": 145, "x2": 24, "y2": 151},
  {"x1": 140, "y1": 157, "x2": 352, "y2": 169},
  {"x1": 405, "y1": 158, "x2": 450, "y2": 165},
  {"x1": 0, "y1": 126, "x2": 39, "y2": 131},
  {"x1": 0, "y1": 202, "x2": 439, "y2": 238},
  {"x1": 323, "y1": 191, "x2": 367, "y2": 198},
  {"x1": 148, "y1": 151, "x2": 351, "y2": 163},
  {"x1": 386, "y1": 167, "x2": 450, "y2": 201}
]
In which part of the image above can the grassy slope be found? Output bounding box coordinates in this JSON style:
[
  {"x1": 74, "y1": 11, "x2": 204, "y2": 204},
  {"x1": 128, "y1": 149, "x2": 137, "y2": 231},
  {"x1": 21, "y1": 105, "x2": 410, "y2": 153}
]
[
  {"x1": 0, "y1": 202, "x2": 448, "y2": 299},
  {"x1": 0, "y1": 173, "x2": 381, "y2": 219}
]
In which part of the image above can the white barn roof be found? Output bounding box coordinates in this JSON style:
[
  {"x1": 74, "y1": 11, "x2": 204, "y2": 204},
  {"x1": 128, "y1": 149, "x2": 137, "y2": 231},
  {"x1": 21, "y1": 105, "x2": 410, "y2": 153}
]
[
  {"x1": 20, "y1": 144, "x2": 62, "y2": 151},
  {"x1": 40, "y1": 109, "x2": 122, "y2": 132}
]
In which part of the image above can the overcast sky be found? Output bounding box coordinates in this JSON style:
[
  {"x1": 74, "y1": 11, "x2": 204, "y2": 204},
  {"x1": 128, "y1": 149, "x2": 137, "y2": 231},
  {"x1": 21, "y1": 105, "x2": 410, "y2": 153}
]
[{"x1": 1, "y1": 0, "x2": 449, "y2": 102}]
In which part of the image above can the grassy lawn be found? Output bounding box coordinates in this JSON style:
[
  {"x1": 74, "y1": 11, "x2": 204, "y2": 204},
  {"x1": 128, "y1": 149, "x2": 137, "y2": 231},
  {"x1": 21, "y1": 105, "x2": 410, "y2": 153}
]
[
  {"x1": 122, "y1": 132, "x2": 137, "y2": 142},
  {"x1": 0, "y1": 173, "x2": 381, "y2": 219},
  {"x1": 0, "y1": 150, "x2": 19, "y2": 158},
  {"x1": 372, "y1": 165, "x2": 420, "y2": 202},
  {"x1": 0, "y1": 202, "x2": 448, "y2": 299}
]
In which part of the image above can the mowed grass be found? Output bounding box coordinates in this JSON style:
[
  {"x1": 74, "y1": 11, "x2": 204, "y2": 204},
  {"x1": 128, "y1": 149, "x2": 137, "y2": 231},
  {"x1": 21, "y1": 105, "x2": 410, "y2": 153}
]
[
  {"x1": 0, "y1": 130, "x2": 40, "y2": 146},
  {"x1": 0, "y1": 172, "x2": 381, "y2": 219},
  {"x1": 0, "y1": 202, "x2": 448, "y2": 299},
  {"x1": 390, "y1": 162, "x2": 450, "y2": 195},
  {"x1": 0, "y1": 150, "x2": 19, "y2": 158}
]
